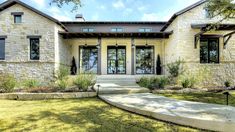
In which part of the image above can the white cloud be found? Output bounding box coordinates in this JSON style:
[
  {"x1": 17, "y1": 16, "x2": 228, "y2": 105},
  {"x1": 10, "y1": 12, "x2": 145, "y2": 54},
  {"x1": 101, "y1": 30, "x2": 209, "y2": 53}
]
[
  {"x1": 48, "y1": 6, "x2": 73, "y2": 21},
  {"x1": 112, "y1": 0, "x2": 125, "y2": 9},
  {"x1": 32, "y1": 0, "x2": 45, "y2": 9},
  {"x1": 141, "y1": 13, "x2": 158, "y2": 21}
]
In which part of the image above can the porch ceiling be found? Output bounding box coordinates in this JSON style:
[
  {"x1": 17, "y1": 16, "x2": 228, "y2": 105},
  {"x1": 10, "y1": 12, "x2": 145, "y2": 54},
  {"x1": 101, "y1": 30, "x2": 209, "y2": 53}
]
[{"x1": 59, "y1": 31, "x2": 173, "y2": 39}]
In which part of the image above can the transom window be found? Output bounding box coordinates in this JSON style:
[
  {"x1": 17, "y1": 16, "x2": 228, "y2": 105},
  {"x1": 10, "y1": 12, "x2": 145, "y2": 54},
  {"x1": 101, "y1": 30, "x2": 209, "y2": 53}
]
[
  {"x1": 0, "y1": 38, "x2": 5, "y2": 60},
  {"x1": 111, "y1": 28, "x2": 123, "y2": 32},
  {"x1": 82, "y1": 28, "x2": 95, "y2": 32},
  {"x1": 30, "y1": 38, "x2": 40, "y2": 60},
  {"x1": 139, "y1": 28, "x2": 152, "y2": 32},
  {"x1": 200, "y1": 37, "x2": 219, "y2": 63}
]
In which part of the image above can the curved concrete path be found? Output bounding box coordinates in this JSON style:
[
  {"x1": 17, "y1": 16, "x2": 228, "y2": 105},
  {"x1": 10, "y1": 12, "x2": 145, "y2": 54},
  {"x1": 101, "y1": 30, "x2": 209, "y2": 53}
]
[{"x1": 100, "y1": 93, "x2": 235, "y2": 132}]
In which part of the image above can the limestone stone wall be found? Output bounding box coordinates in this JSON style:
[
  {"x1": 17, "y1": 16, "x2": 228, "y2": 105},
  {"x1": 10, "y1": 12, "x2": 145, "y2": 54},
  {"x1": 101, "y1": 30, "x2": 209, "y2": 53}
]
[
  {"x1": 165, "y1": 3, "x2": 235, "y2": 86},
  {"x1": 0, "y1": 4, "x2": 61, "y2": 83}
]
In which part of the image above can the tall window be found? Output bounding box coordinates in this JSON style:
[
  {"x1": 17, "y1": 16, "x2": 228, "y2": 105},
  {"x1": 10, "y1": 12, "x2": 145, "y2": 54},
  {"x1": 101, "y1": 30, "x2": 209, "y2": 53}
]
[
  {"x1": 0, "y1": 38, "x2": 5, "y2": 60},
  {"x1": 80, "y1": 46, "x2": 98, "y2": 73},
  {"x1": 200, "y1": 38, "x2": 219, "y2": 63},
  {"x1": 111, "y1": 28, "x2": 123, "y2": 32},
  {"x1": 139, "y1": 28, "x2": 152, "y2": 32},
  {"x1": 30, "y1": 38, "x2": 40, "y2": 60},
  {"x1": 136, "y1": 46, "x2": 154, "y2": 74}
]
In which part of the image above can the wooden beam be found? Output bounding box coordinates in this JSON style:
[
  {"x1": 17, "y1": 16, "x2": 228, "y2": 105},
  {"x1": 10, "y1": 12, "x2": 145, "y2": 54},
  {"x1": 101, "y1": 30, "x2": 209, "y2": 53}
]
[
  {"x1": 223, "y1": 31, "x2": 235, "y2": 49},
  {"x1": 194, "y1": 30, "x2": 207, "y2": 49}
]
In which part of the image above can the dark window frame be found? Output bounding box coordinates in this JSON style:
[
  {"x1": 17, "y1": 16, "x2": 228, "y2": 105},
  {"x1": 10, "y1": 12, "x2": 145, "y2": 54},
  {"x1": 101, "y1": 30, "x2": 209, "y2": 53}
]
[
  {"x1": 200, "y1": 37, "x2": 220, "y2": 64},
  {"x1": 14, "y1": 15, "x2": 22, "y2": 23},
  {"x1": 30, "y1": 38, "x2": 40, "y2": 60},
  {"x1": 0, "y1": 38, "x2": 5, "y2": 60}
]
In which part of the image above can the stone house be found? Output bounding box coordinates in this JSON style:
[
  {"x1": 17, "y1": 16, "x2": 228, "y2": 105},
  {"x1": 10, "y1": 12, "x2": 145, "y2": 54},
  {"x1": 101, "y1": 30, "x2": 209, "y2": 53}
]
[{"x1": 0, "y1": 0, "x2": 234, "y2": 86}]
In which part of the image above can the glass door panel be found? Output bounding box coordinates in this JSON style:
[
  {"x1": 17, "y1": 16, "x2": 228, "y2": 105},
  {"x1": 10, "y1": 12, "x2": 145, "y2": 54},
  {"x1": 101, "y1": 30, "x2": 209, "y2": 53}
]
[
  {"x1": 107, "y1": 46, "x2": 126, "y2": 74},
  {"x1": 80, "y1": 46, "x2": 98, "y2": 73},
  {"x1": 136, "y1": 46, "x2": 154, "y2": 74}
]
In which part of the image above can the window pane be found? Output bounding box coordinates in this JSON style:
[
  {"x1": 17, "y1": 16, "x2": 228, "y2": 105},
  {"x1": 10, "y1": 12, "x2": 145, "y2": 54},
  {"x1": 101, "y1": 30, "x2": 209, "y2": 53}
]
[
  {"x1": 111, "y1": 28, "x2": 117, "y2": 32},
  {"x1": 209, "y1": 39, "x2": 219, "y2": 63},
  {"x1": 117, "y1": 28, "x2": 123, "y2": 32},
  {"x1": 14, "y1": 15, "x2": 22, "y2": 23},
  {"x1": 82, "y1": 28, "x2": 88, "y2": 32},
  {"x1": 80, "y1": 47, "x2": 98, "y2": 73},
  {"x1": 136, "y1": 46, "x2": 154, "y2": 74},
  {"x1": 139, "y1": 28, "x2": 145, "y2": 32},
  {"x1": 200, "y1": 39, "x2": 208, "y2": 63},
  {"x1": 0, "y1": 39, "x2": 5, "y2": 60},
  {"x1": 145, "y1": 28, "x2": 151, "y2": 32},
  {"x1": 30, "y1": 39, "x2": 40, "y2": 60},
  {"x1": 88, "y1": 28, "x2": 94, "y2": 32}
]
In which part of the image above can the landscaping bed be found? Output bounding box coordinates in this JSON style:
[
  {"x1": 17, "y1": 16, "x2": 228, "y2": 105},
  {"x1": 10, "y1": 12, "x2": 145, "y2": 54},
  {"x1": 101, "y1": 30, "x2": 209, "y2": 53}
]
[
  {"x1": 156, "y1": 91, "x2": 235, "y2": 107},
  {"x1": 0, "y1": 92, "x2": 97, "y2": 100},
  {"x1": 0, "y1": 98, "x2": 204, "y2": 132}
]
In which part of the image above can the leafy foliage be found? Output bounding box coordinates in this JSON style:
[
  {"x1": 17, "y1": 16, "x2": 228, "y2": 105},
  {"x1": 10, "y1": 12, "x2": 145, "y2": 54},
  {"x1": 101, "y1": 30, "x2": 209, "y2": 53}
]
[
  {"x1": 156, "y1": 54, "x2": 162, "y2": 75},
  {"x1": 50, "y1": 0, "x2": 81, "y2": 12},
  {"x1": 0, "y1": 73, "x2": 16, "y2": 93},
  {"x1": 167, "y1": 60, "x2": 184, "y2": 78},
  {"x1": 57, "y1": 66, "x2": 70, "y2": 80},
  {"x1": 138, "y1": 76, "x2": 169, "y2": 90},
  {"x1": 224, "y1": 80, "x2": 231, "y2": 87},
  {"x1": 180, "y1": 77, "x2": 196, "y2": 88},
  {"x1": 205, "y1": 0, "x2": 235, "y2": 21},
  {"x1": 57, "y1": 79, "x2": 68, "y2": 89},
  {"x1": 24, "y1": 79, "x2": 40, "y2": 88},
  {"x1": 73, "y1": 73, "x2": 96, "y2": 91}
]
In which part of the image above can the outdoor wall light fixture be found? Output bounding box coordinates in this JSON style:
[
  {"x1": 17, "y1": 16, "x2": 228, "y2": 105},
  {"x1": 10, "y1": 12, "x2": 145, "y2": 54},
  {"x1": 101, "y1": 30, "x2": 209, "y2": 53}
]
[
  {"x1": 96, "y1": 44, "x2": 100, "y2": 49},
  {"x1": 115, "y1": 38, "x2": 118, "y2": 47},
  {"x1": 145, "y1": 39, "x2": 149, "y2": 47},
  {"x1": 131, "y1": 43, "x2": 135, "y2": 48},
  {"x1": 84, "y1": 39, "x2": 87, "y2": 47}
]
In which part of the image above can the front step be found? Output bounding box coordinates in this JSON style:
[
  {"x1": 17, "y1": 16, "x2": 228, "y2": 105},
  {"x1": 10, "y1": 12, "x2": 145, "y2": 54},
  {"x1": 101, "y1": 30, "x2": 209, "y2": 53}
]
[{"x1": 94, "y1": 85, "x2": 150, "y2": 94}]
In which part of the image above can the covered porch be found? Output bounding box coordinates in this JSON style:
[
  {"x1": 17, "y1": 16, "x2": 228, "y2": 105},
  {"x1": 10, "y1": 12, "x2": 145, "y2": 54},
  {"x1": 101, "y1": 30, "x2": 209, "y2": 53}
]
[{"x1": 59, "y1": 31, "x2": 172, "y2": 75}]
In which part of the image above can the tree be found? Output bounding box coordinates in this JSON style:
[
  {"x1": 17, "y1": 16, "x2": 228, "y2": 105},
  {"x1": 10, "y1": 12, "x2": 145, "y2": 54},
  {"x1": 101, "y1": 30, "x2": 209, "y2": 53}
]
[
  {"x1": 156, "y1": 55, "x2": 162, "y2": 75},
  {"x1": 205, "y1": 0, "x2": 235, "y2": 22},
  {"x1": 49, "y1": 0, "x2": 81, "y2": 12}
]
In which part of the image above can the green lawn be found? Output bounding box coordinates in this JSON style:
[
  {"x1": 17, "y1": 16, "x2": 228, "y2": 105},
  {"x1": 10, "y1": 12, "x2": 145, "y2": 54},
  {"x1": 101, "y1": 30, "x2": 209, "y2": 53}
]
[
  {"x1": 157, "y1": 91, "x2": 235, "y2": 107},
  {"x1": 0, "y1": 98, "x2": 203, "y2": 132}
]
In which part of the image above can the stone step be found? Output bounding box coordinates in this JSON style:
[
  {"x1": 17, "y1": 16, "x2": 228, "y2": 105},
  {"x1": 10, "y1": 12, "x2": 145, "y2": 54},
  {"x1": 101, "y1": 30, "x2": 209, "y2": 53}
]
[{"x1": 94, "y1": 87, "x2": 150, "y2": 95}]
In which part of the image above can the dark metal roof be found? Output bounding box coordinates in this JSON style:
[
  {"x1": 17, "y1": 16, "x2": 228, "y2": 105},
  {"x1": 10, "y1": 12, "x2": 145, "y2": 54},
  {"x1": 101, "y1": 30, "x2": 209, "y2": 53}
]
[
  {"x1": 161, "y1": 0, "x2": 207, "y2": 31},
  {"x1": 59, "y1": 31, "x2": 173, "y2": 39},
  {"x1": 61, "y1": 21, "x2": 167, "y2": 25},
  {"x1": 191, "y1": 24, "x2": 235, "y2": 30},
  {"x1": 0, "y1": 0, "x2": 67, "y2": 31}
]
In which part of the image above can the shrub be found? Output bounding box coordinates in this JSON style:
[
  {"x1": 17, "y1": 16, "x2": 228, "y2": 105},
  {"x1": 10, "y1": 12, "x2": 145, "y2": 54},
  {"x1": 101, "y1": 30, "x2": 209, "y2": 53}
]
[
  {"x1": 24, "y1": 79, "x2": 39, "y2": 89},
  {"x1": 73, "y1": 73, "x2": 96, "y2": 91},
  {"x1": 0, "y1": 73, "x2": 16, "y2": 93},
  {"x1": 57, "y1": 66, "x2": 70, "y2": 80},
  {"x1": 138, "y1": 77, "x2": 151, "y2": 88},
  {"x1": 224, "y1": 80, "x2": 231, "y2": 88},
  {"x1": 167, "y1": 60, "x2": 184, "y2": 78},
  {"x1": 138, "y1": 76, "x2": 169, "y2": 90},
  {"x1": 181, "y1": 77, "x2": 196, "y2": 88},
  {"x1": 57, "y1": 79, "x2": 68, "y2": 89}
]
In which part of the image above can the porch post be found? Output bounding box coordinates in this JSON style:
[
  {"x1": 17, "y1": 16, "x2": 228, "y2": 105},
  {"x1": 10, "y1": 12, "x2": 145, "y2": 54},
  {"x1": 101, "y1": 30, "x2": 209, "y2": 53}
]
[
  {"x1": 131, "y1": 38, "x2": 135, "y2": 75},
  {"x1": 97, "y1": 37, "x2": 102, "y2": 75}
]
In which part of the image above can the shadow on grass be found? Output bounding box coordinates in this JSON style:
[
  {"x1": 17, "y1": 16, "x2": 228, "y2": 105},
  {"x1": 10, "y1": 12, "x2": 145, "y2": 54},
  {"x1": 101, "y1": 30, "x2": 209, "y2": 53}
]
[{"x1": 0, "y1": 98, "x2": 201, "y2": 132}]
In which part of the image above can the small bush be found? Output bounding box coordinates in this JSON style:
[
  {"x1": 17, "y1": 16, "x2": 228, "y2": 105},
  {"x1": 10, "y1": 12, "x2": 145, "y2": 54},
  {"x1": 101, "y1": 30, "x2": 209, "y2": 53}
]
[
  {"x1": 181, "y1": 77, "x2": 196, "y2": 88},
  {"x1": 24, "y1": 79, "x2": 39, "y2": 89},
  {"x1": 0, "y1": 73, "x2": 16, "y2": 93},
  {"x1": 138, "y1": 76, "x2": 169, "y2": 90},
  {"x1": 73, "y1": 73, "x2": 96, "y2": 91},
  {"x1": 224, "y1": 80, "x2": 231, "y2": 88},
  {"x1": 57, "y1": 66, "x2": 70, "y2": 80},
  {"x1": 138, "y1": 77, "x2": 151, "y2": 88},
  {"x1": 57, "y1": 79, "x2": 68, "y2": 89},
  {"x1": 167, "y1": 60, "x2": 184, "y2": 78}
]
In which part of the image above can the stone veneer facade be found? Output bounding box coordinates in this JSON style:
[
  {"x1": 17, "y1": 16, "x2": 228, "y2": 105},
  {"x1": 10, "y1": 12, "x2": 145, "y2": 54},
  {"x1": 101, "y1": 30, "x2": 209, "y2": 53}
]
[{"x1": 0, "y1": 1, "x2": 234, "y2": 86}]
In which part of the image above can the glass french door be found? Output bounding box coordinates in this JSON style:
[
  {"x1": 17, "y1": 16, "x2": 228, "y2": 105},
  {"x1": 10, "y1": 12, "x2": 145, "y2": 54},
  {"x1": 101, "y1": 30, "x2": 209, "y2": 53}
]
[
  {"x1": 107, "y1": 46, "x2": 126, "y2": 74},
  {"x1": 80, "y1": 46, "x2": 98, "y2": 73},
  {"x1": 136, "y1": 46, "x2": 154, "y2": 74}
]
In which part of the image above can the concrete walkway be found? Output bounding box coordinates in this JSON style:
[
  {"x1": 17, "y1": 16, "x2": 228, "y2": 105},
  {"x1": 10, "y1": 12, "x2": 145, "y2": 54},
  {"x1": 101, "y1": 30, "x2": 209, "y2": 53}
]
[{"x1": 100, "y1": 93, "x2": 235, "y2": 132}]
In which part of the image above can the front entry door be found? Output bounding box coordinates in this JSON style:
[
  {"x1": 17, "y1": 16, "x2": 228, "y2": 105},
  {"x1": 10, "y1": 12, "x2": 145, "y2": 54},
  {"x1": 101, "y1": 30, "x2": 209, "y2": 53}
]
[{"x1": 107, "y1": 46, "x2": 126, "y2": 74}]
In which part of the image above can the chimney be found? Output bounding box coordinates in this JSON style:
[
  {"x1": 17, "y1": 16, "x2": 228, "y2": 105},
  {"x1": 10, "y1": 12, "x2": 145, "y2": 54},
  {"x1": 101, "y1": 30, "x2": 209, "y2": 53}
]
[{"x1": 75, "y1": 14, "x2": 85, "y2": 21}]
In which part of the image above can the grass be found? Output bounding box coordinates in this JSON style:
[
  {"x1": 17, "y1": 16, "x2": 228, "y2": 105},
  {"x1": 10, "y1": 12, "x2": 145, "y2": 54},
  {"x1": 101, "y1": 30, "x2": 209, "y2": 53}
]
[
  {"x1": 0, "y1": 98, "x2": 204, "y2": 132},
  {"x1": 157, "y1": 91, "x2": 235, "y2": 107}
]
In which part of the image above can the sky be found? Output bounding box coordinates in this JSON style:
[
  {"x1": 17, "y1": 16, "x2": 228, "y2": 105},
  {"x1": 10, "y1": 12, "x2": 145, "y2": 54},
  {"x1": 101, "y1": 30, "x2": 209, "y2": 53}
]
[{"x1": 0, "y1": 0, "x2": 202, "y2": 21}]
